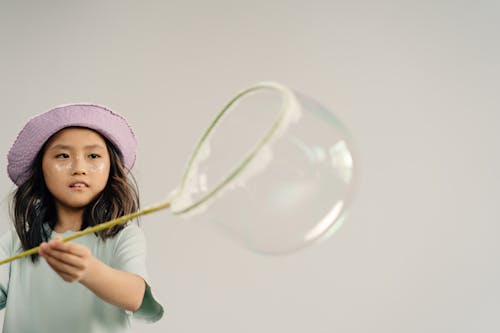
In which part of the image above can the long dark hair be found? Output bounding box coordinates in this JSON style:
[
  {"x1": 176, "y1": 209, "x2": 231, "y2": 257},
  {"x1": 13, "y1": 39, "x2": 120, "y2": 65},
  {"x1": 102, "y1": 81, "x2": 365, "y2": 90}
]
[{"x1": 10, "y1": 135, "x2": 140, "y2": 262}]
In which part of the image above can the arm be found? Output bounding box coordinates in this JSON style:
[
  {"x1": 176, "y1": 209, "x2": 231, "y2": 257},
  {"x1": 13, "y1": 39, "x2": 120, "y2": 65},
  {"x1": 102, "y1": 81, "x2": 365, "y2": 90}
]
[
  {"x1": 39, "y1": 237, "x2": 146, "y2": 312},
  {"x1": 0, "y1": 232, "x2": 13, "y2": 310}
]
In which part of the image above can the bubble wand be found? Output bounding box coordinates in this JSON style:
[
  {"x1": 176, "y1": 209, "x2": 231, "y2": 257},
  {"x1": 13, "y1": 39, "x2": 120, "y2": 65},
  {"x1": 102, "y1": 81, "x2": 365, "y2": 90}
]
[{"x1": 0, "y1": 81, "x2": 356, "y2": 265}]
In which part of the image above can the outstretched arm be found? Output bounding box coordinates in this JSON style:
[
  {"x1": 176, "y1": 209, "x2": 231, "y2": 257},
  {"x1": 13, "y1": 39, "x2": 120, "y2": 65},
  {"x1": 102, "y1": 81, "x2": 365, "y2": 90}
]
[{"x1": 39, "y1": 237, "x2": 146, "y2": 312}]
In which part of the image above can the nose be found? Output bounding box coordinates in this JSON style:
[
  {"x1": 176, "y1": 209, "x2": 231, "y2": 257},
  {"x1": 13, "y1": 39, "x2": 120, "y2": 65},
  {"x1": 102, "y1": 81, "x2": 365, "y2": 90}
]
[{"x1": 71, "y1": 157, "x2": 87, "y2": 175}]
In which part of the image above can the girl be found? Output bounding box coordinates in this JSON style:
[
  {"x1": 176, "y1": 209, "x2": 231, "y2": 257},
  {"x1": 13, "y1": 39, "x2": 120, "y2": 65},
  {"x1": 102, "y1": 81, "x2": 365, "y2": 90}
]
[{"x1": 0, "y1": 104, "x2": 164, "y2": 333}]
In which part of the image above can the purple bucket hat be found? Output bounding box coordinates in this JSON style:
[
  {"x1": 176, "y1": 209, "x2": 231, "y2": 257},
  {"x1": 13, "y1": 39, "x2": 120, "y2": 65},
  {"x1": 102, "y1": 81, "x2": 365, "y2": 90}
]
[{"x1": 7, "y1": 104, "x2": 137, "y2": 186}]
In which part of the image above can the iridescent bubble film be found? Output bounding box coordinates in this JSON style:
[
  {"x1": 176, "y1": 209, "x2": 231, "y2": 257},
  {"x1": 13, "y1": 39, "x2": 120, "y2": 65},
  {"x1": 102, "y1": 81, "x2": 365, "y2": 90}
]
[{"x1": 170, "y1": 82, "x2": 357, "y2": 254}]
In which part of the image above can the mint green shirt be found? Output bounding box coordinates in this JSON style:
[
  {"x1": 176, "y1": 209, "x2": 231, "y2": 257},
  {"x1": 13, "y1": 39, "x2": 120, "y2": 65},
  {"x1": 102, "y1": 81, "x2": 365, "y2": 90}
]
[{"x1": 0, "y1": 224, "x2": 163, "y2": 333}]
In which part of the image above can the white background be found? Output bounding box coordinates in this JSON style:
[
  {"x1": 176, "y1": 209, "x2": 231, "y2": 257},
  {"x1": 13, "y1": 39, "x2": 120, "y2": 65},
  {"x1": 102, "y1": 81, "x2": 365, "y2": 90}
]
[{"x1": 1, "y1": 1, "x2": 499, "y2": 332}]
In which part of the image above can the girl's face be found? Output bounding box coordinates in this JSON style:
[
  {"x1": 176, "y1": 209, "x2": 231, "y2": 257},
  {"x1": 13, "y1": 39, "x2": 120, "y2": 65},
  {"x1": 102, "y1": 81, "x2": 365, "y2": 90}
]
[{"x1": 42, "y1": 127, "x2": 111, "y2": 211}]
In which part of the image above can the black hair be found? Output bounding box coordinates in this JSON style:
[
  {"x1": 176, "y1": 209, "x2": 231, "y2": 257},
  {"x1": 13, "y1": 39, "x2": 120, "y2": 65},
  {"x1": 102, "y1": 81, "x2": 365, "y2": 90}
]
[{"x1": 10, "y1": 133, "x2": 139, "y2": 262}]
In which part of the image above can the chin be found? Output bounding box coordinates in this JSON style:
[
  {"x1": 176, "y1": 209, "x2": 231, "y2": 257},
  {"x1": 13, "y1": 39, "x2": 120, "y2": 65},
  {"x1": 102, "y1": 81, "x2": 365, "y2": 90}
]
[{"x1": 59, "y1": 200, "x2": 93, "y2": 210}]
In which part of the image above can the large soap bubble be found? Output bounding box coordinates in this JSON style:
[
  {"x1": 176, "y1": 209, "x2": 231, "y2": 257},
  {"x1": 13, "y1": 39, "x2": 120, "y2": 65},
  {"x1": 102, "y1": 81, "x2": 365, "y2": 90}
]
[{"x1": 170, "y1": 82, "x2": 357, "y2": 254}]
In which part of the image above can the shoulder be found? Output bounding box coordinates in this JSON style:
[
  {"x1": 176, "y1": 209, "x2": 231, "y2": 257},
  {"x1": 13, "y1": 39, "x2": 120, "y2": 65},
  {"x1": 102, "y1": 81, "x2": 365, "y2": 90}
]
[
  {"x1": 120, "y1": 222, "x2": 144, "y2": 237},
  {"x1": 109, "y1": 222, "x2": 147, "y2": 258},
  {"x1": 0, "y1": 229, "x2": 21, "y2": 256},
  {"x1": 108, "y1": 223, "x2": 149, "y2": 275},
  {"x1": 115, "y1": 222, "x2": 146, "y2": 246}
]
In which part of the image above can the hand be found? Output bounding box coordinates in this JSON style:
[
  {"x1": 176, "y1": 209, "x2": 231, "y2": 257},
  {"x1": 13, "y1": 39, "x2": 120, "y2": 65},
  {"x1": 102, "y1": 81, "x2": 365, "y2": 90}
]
[{"x1": 39, "y1": 237, "x2": 94, "y2": 283}]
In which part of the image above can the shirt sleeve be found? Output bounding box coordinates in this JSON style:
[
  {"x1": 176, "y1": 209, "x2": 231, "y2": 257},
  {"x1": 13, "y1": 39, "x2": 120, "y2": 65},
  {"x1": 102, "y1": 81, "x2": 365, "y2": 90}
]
[
  {"x1": 0, "y1": 231, "x2": 13, "y2": 310},
  {"x1": 110, "y1": 223, "x2": 164, "y2": 322}
]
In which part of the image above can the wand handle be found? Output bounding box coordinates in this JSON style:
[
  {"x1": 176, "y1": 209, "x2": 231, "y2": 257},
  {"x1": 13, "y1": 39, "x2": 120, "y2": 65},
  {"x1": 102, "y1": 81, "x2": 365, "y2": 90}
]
[{"x1": 0, "y1": 201, "x2": 171, "y2": 266}]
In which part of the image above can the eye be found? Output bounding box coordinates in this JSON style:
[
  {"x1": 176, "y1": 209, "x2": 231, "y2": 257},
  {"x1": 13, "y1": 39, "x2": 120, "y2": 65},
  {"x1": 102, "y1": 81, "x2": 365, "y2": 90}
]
[
  {"x1": 89, "y1": 153, "x2": 101, "y2": 159},
  {"x1": 55, "y1": 153, "x2": 70, "y2": 159}
]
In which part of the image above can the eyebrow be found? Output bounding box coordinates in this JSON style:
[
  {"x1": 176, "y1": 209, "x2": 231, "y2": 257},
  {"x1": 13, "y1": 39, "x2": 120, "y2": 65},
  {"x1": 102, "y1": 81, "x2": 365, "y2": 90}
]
[{"x1": 48, "y1": 144, "x2": 106, "y2": 151}]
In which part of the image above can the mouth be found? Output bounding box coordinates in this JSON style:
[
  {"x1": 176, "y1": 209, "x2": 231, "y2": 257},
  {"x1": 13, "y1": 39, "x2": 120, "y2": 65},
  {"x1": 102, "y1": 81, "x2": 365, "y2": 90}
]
[{"x1": 69, "y1": 181, "x2": 89, "y2": 188}]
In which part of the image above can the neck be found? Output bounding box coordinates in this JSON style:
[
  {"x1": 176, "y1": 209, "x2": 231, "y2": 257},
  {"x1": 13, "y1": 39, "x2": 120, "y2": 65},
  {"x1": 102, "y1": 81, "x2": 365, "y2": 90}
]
[{"x1": 54, "y1": 204, "x2": 84, "y2": 233}]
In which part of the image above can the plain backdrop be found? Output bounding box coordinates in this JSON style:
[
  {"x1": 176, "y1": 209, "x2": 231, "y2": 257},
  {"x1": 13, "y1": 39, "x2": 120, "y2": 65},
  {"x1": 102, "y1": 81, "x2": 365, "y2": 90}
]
[{"x1": 1, "y1": 1, "x2": 499, "y2": 332}]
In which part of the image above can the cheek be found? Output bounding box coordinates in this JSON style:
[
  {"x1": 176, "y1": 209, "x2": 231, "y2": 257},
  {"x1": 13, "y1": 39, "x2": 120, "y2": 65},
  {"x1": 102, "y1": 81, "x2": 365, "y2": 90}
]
[
  {"x1": 53, "y1": 164, "x2": 70, "y2": 172},
  {"x1": 90, "y1": 160, "x2": 111, "y2": 184},
  {"x1": 42, "y1": 161, "x2": 67, "y2": 183},
  {"x1": 93, "y1": 162, "x2": 109, "y2": 173}
]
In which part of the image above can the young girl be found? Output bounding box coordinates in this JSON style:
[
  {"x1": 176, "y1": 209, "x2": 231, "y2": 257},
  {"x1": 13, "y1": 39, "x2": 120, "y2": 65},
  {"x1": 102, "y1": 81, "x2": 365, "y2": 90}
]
[{"x1": 0, "y1": 104, "x2": 164, "y2": 332}]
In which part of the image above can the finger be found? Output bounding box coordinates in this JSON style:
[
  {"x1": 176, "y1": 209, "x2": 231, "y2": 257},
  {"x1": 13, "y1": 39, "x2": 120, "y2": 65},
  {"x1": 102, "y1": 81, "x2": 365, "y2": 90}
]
[
  {"x1": 47, "y1": 238, "x2": 70, "y2": 252},
  {"x1": 42, "y1": 248, "x2": 85, "y2": 270},
  {"x1": 48, "y1": 239, "x2": 90, "y2": 258},
  {"x1": 43, "y1": 254, "x2": 80, "y2": 279},
  {"x1": 39, "y1": 243, "x2": 49, "y2": 256},
  {"x1": 59, "y1": 272, "x2": 78, "y2": 283},
  {"x1": 42, "y1": 241, "x2": 86, "y2": 268}
]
